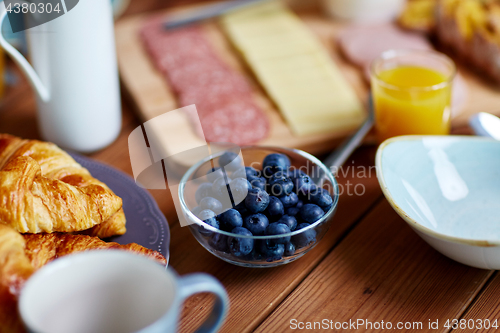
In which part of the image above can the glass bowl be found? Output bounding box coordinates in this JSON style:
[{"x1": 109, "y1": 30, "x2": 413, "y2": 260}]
[{"x1": 178, "y1": 146, "x2": 339, "y2": 268}]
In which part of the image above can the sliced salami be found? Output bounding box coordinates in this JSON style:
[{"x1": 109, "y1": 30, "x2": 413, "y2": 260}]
[
  {"x1": 337, "y1": 23, "x2": 432, "y2": 67},
  {"x1": 140, "y1": 22, "x2": 269, "y2": 144},
  {"x1": 200, "y1": 101, "x2": 269, "y2": 145}
]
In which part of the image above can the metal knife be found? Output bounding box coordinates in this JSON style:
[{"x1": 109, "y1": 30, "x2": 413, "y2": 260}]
[{"x1": 163, "y1": 0, "x2": 273, "y2": 30}]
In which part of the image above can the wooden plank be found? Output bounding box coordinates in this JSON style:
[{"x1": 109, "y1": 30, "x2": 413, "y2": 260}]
[
  {"x1": 167, "y1": 146, "x2": 383, "y2": 333},
  {"x1": 454, "y1": 273, "x2": 500, "y2": 333},
  {"x1": 256, "y1": 200, "x2": 493, "y2": 333}
]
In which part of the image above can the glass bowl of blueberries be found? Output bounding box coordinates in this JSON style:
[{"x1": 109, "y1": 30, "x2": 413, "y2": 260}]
[{"x1": 178, "y1": 146, "x2": 339, "y2": 268}]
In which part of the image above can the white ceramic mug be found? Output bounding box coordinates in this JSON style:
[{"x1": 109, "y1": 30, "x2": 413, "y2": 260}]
[
  {"x1": 19, "y1": 251, "x2": 229, "y2": 333},
  {"x1": 0, "y1": 0, "x2": 121, "y2": 152}
]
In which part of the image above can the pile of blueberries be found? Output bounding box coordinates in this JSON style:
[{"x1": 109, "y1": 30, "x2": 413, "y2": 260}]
[{"x1": 191, "y1": 151, "x2": 334, "y2": 263}]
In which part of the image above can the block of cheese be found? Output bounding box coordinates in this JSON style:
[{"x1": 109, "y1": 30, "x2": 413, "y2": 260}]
[{"x1": 221, "y1": 1, "x2": 365, "y2": 136}]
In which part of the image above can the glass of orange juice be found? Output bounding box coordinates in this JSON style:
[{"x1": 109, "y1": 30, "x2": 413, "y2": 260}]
[{"x1": 371, "y1": 49, "x2": 455, "y2": 142}]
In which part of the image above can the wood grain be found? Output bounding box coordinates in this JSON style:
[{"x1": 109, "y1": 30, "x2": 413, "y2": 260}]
[
  {"x1": 169, "y1": 146, "x2": 383, "y2": 333},
  {"x1": 256, "y1": 200, "x2": 493, "y2": 333},
  {"x1": 454, "y1": 272, "x2": 500, "y2": 332}
]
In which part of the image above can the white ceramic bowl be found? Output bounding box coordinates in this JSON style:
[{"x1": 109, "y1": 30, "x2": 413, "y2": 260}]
[{"x1": 376, "y1": 136, "x2": 500, "y2": 269}]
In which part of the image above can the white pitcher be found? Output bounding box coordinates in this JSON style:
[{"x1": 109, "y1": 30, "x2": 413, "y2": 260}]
[{"x1": 0, "y1": 0, "x2": 121, "y2": 152}]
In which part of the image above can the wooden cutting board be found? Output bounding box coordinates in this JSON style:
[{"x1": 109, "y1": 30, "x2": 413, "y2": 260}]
[{"x1": 114, "y1": 3, "x2": 500, "y2": 165}]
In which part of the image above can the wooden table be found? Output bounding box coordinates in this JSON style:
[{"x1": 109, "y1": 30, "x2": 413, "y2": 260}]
[{"x1": 1, "y1": 1, "x2": 499, "y2": 332}]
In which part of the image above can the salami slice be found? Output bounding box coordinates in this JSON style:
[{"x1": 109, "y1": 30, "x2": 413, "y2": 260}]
[
  {"x1": 200, "y1": 101, "x2": 269, "y2": 145},
  {"x1": 140, "y1": 22, "x2": 269, "y2": 144},
  {"x1": 338, "y1": 23, "x2": 432, "y2": 67}
]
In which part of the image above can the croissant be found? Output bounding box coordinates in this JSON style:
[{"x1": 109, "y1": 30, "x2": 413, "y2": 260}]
[
  {"x1": 23, "y1": 232, "x2": 168, "y2": 269},
  {"x1": 0, "y1": 224, "x2": 34, "y2": 333},
  {"x1": 0, "y1": 134, "x2": 126, "y2": 237},
  {"x1": 0, "y1": 156, "x2": 123, "y2": 233},
  {"x1": 0, "y1": 224, "x2": 167, "y2": 333}
]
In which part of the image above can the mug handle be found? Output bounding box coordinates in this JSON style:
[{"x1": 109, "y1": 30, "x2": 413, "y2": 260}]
[
  {"x1": 0, "y1": 3, "x2": 50, "y2": 102},
  {"x1": 177, "y1": 273, "x2": 229, "y2": 333}
]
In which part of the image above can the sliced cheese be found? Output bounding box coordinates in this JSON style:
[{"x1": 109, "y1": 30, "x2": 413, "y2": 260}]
[{"x1": 221, "y1": 2, "x2": 365, "y2": 136}]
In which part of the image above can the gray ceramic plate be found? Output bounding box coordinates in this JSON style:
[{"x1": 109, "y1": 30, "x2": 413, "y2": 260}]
[{"x1": 70, "y1": 153, "x2": 170, "y2": 263}]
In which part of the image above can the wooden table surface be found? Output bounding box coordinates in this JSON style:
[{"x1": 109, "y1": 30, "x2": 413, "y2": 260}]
[{"x1": 1, "y1": 1, "x2": 499, "y2": 332}]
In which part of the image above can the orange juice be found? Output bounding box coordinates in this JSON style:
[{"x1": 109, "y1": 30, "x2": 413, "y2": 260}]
[{"x1": 372, "y1": 65, "x2": 452, "y2": 142}]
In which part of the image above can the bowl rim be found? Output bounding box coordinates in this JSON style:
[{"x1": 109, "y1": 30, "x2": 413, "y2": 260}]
[
  {"x1": 178, "y1": 145, "x2": 339, "y2": 239},
  {"x1": 376, "y1": 135, "x2": 500, "y2": 247}
]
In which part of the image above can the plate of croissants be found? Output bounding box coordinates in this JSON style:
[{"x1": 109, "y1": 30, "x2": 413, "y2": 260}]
[{"x1": 0, "y1": 134, "x2": 169, "y2": 333}]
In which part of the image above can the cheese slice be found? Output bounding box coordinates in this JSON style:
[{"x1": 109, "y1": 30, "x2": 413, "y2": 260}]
[{"x1": 221, "y1": 2, "x2": 365, "y2": 136}]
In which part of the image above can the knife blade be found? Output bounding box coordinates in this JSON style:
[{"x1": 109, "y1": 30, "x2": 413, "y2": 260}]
[{"x1": 163, "y1": 0, "x2": 273, "y2": 30}]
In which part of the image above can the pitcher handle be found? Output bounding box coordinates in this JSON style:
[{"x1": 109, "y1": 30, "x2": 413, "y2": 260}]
[
  {"x1": 178, "y1": 273, "x2": 229, "y2": 333},
  {"x1": 0, "y1": 3, "x2": 49, "y2": 102}
]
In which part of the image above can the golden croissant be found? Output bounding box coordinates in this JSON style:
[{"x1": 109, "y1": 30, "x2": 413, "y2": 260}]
[
  {"x1": 0, "y1": 134, "x2": 126, "y2": 237},
  {"x1": 0, "y1": 225, "x2": 34, "y2": 333},
  {"x1": 0, "y1": 224, "x2": 167, "y2": 333},
  {"x1": 0, "y1": 155, "x2": 122, "y2": 233}
]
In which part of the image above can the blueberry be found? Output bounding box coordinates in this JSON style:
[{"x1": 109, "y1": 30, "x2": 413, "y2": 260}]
[
  {"x1": 322, "y1": 202, "x2": 334, "y2": 213},
  {"x1": 292, "y1": 223, "x2": 317, "y2": 248},
  {"x1": 244, "y1": 188, "x2": 270, "y2": 213},
  {"x1": 230, "y1": 166, "x2": 246, "y2": 180},
  {"x1": 296, "y1": 200, "x2": 304, "y2": 208},
  {"x1": 219, "y1": 209, "x2": 243, "y2": 231},
  {"x1": 262, "y1": 153, "x2": 291, "y2": 178},
  {"x1": 209, "y1": 233, "x2": 228, "y2": 252},
  {"x1": 244, "y1": 213, "x2": 269, "y2": 235},
  {"x1": 277, "y1": 215, "x2": 297, "y2": 231},
  {"x1": 286, "y1": 206, "x2": 300, "y2": 217},
  {"x1": 197, "y1": 209, "x2": 219, "y2": 235},
  {"x1": 250, "y1": 177, "x2": 266, "y2": 191},
  {"x1": 206, "y1": 167, "x2": 225, "y2": 183},
  {"x1": 279, "y1": 192, "x2": 299, "y2": 208},
  {"x1": 298, "y1": 184, "x2": 318, "y2": 201},
  {"x1": 232, "y1": 166, "x2": 261, "y2": 181},
  {"x1": 234, "y1": 201, "x2": 249, "y2": 216},
  {"x1": 191, "y1": 206, "x2": 203, "y2": 218},
  {"x1": 268, "y1": 171, "x2": 294, "y2": 196},
  {"x1": 288, "y1": 168, "x2": 305, "y2": 179},
  {"x1": 195, "y1": 183, "x2": 213, "y2": 204},
  {"x1": 284, "y1": 242, "x2": 296, "y2": 256},
  {"x1": 211, "y1": 176, "x2": 231, "y2": 199},
  {"x1": 227, "y1": 227, "x2": 254, "y2": 257},
  {"x1": 229, "y1": 178, "x2": 252, "y2": 205},
  {"x1": 259, "y1": 241, "x2": 285, "y2": 262},
  {"x1": 288, "y1": 169, "x2": 305, "y2": 187},
  {"x1": 294, "y1": 173, "x2": 315, "y2": 196},
  {"x1": 199, "y1": 197, "x2": 223, "y2": 215},
  {"x1": 219, "y1": 151, "x2": 242, "y2": 172},
  {"x1": 249, "y1": 248, "x2": 264, "y2": 261},
  {"x1": 265, "y1": 196, "x2": 285, "y2": 221},
  {"x1": 300, "y1": 204, "x2": 325, "y2": 223},
  {"x1": 266, "y1": 222, "x2": 291, "y2": 244},
  {"x1": 309, "y1": 188, "x2": 334, "y2": 209}
]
